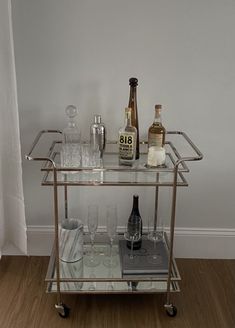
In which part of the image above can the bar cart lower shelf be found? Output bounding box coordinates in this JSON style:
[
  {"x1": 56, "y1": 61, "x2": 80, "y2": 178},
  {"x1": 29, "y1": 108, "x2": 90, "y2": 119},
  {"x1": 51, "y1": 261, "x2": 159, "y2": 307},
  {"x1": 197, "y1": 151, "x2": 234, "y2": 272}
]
[
  {"x1": 46, "y1": 234, "x2": 180, "y2": 318},
  {"x1": 46, "y1": 234, "x2": 180, "y2": 294},
  {"x1": 26, "y1": 130, "x2": 202, "y2": 318}
]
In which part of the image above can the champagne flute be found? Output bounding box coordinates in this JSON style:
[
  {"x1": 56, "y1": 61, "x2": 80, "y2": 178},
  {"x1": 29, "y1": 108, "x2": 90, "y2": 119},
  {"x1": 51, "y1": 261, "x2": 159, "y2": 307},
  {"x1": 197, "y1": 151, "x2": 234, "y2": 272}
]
[
  {"x1": 85, "y1": 204, "x2": 100, "y2": 267},
  {"x1": 103, "y1": 205, "x2": 118, "y2": 267}
]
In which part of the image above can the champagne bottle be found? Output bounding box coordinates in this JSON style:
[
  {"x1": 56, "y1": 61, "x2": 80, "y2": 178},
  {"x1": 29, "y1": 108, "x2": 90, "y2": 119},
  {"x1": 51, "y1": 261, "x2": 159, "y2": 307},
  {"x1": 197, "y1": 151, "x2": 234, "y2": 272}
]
[
  {"x1": 148, "y1": 104, "x2": 166, "y2": 147},
  {"x1": 119, "y1": 108, "x2": 137, "y2": 166},
  {"x1": 126, "y1": 195, "x2": 142, "y2": 250},
  {"x1": 128, "y1": 77, "x2": 139, "y2": 159}
]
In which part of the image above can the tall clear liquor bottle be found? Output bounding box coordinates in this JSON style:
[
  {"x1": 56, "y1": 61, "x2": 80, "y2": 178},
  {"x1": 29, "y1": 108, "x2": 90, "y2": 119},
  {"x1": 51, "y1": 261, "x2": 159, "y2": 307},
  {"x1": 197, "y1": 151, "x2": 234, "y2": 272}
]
[
  {"x1": 119, "y1": 108, "x2": 137, "y2": 166},
  {"x1": 148, "y1": 104, "x2": 166, "y2": 148},
  {"x1": 128, "y1": 77, "x2": 139, "y2": 159}
]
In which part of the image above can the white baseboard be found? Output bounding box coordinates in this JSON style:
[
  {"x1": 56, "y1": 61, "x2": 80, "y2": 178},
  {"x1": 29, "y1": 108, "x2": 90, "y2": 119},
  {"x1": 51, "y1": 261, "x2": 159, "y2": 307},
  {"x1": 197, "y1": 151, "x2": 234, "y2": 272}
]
[
  {"x1": 1, "y1": 242, "x2": 25, "y2": 256},
  {"x1": 25, "y1": 225, "x2": 235, "y2": 259},
  {"x1": 172, "y1": 227, "x2": 235, "y2": 259}
]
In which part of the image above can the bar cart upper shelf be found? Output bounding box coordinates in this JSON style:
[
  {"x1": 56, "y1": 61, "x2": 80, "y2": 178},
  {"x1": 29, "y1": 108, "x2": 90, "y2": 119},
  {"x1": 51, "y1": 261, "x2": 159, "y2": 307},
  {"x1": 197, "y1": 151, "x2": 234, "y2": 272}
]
[
  {"x1": 26, "y1": 129, "x2": 203, "y2": 318},
  {"x1": 29, "y1": 130, "x2": 201, "y2": 187}
]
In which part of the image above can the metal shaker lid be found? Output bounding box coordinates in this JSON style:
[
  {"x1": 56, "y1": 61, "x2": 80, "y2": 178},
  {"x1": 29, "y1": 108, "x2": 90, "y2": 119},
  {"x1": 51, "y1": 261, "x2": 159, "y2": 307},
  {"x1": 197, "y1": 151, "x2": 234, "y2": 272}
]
[{"x1": 94, "y1": 115, "x2": 101, "y2": 124}]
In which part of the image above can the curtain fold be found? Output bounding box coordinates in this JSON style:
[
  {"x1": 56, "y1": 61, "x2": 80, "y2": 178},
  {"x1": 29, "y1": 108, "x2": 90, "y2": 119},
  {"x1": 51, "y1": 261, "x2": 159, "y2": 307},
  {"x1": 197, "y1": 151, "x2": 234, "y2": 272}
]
[{"x1": 0, "y1": 0, "x2": 27, "y2": 256}]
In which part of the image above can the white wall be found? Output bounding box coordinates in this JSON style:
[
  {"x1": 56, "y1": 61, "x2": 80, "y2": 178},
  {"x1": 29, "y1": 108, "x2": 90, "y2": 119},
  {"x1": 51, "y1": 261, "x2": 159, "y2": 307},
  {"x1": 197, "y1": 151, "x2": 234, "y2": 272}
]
[{"x1": 11, "y1": 0, "x2": 235, "y2": 257}]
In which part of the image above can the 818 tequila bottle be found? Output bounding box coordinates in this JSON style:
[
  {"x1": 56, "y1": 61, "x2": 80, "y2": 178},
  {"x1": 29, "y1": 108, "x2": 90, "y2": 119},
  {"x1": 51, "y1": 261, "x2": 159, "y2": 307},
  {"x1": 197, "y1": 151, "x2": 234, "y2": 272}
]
[{"x1": 119, "y1": 108, "x2": 137, "y2": 166}]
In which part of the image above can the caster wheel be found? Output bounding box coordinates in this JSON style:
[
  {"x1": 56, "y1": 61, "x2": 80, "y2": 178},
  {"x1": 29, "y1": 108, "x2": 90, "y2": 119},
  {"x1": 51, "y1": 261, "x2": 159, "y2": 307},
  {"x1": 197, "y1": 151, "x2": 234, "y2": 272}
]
[
  {"x1": 166, "y1": 305, "x2": 177, "y2": 317},
  {"x1": 55, "y1": 303, "x2": 70, "y2": 318}
]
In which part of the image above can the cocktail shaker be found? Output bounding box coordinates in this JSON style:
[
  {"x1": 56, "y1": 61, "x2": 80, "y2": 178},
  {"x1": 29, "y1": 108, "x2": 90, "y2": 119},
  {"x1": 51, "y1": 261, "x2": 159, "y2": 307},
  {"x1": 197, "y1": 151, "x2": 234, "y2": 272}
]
[{"x1": 90, "y1": 114, "x2": 106, "y2": 157}]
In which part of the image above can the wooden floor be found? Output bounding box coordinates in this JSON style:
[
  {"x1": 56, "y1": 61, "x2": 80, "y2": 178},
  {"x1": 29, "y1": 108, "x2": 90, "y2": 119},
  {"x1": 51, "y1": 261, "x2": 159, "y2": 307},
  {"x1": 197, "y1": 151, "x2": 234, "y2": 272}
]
[{"x1": 0, "y1": 257, "x2": 234, "y2": 328}]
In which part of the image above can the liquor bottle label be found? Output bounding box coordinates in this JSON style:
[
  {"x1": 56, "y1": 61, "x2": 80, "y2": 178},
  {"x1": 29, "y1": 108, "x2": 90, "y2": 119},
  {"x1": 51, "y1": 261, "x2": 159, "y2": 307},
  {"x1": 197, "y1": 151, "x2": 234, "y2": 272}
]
[
  {"x1": 149, "y1": 134, "x2": 163, "y2": 147},
  {"x1": 119, "y1": 132, "x2": 135, "y2": 160}
]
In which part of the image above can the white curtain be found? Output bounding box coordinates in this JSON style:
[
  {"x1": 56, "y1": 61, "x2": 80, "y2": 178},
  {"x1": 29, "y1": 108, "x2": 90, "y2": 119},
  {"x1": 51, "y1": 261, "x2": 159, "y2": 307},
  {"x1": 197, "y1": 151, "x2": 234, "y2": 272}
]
[{"x1": 0, "y1": 0, "x2": 27, "y2": 256}]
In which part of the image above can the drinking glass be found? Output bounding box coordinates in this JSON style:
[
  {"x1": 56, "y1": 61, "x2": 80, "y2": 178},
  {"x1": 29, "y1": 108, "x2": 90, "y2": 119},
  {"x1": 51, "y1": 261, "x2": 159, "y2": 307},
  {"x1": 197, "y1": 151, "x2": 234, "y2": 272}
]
[
  {"x1": 147, "y1": 216, "x2": 164, "y2": 264},
  {"x1": 124, "y1": 217, "x2": 141, "y2": 263},
  {"x1": 81, "y1": 144, "x2": 100, "y2": 167},
  {"x1": 60, "y1": 143, "x2": 81, "y2": 173},
  {"x1": 85, "y1": 204, "x2": 100, "y2": 267},
  {"x1": 103, "y1": 205, "x2": 118, "y2": 267}
]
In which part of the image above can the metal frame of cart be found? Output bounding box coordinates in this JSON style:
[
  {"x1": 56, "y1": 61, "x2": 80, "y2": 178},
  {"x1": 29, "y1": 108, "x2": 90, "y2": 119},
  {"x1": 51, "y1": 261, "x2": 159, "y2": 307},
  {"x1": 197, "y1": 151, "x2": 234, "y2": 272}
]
[{"x1": 26, "y1": 130, "x2": 203, "y2": 318}]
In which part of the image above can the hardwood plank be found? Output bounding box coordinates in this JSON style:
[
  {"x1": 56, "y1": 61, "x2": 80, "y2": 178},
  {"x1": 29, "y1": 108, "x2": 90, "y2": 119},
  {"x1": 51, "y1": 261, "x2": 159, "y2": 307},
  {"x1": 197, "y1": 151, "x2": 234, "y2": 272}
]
[{"x1": 0, "y1": 257, "x2": 235, "y2": 328}]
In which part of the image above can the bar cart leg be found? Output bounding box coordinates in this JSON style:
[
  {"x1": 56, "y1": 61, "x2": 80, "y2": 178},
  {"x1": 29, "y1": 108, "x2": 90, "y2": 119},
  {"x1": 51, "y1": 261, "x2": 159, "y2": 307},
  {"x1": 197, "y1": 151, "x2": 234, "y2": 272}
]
[
  {"x1": 52, "y1": 167, "x2": 70, "y2": 318},
  {"x1": 64, "y1": 174, "x2": 68, "y2": 219},
  {"x1": 154, "y1": 173, "x2": 177, "y2": 316},
  {"x1": 164, "y1": 166, "x2": 179, "y2": 317}
]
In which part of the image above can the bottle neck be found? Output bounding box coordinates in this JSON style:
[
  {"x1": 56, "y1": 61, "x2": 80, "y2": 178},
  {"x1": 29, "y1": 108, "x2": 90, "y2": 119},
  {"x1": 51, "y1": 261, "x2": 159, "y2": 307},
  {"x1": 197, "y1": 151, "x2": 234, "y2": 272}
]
[
  {"x1": 68, "y1": 119, "x2": 76, "y2": 128},
  {"x1": 128, "y1": 86, "x2": 137, "y2": 107},
  {"x1": 125, "y1": 112, "x2": 132, "y2": 127},
  {"x1": 154, "y1": 110, "x2": 162, "y2": 124},
  {"x1": 132, "y1": 195, "x2": 139, "y2": 212}
]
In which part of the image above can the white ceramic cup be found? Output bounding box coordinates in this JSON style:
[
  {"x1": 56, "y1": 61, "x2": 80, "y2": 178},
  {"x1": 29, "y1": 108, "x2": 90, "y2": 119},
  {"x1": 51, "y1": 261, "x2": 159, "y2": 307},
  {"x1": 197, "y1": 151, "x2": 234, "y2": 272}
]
[{"x1": 59, "y1": 218, "x2": 84, "y2": 262}]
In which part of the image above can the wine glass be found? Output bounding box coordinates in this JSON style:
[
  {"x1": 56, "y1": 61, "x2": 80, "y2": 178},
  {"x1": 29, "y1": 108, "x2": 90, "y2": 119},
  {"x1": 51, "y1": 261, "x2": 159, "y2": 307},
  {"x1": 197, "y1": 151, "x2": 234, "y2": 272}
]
[
  {"x1": 124, "y1": 217, "x2": 141, "y2": 264},
  {"x1": 85, "y1": 204, "x2": 100, "y2": 267},
  {"x1": 103, "y1": 205, "x2": 118, "y2": 267},
  {"x1": 147, "y1": 216, "x2": 164, "y2": 264}
]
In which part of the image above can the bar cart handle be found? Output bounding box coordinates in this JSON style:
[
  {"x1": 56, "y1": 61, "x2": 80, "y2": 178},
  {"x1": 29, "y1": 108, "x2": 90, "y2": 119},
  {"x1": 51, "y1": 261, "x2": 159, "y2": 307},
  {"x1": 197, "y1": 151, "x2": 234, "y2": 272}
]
[{"x1": 25, "y1": 130, "x2": 62, "y2": 164}]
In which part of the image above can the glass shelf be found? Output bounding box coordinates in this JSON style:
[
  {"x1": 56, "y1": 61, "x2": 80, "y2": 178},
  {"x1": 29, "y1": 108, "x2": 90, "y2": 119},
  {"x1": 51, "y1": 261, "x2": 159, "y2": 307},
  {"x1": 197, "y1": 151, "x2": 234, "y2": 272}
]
[
  {"x1": 46, "y1": 235, "x2": 180, "y2": 294},
  {"x1": 41, "y1": 142, "x2": 188, "y2": 187}
]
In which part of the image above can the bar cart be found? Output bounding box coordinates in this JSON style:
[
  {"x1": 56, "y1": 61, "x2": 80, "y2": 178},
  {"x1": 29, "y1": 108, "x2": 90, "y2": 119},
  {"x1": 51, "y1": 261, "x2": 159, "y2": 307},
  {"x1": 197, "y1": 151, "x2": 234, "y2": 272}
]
[{"x1": 26, "y1": 130, "x2": 202, "y2": 318}]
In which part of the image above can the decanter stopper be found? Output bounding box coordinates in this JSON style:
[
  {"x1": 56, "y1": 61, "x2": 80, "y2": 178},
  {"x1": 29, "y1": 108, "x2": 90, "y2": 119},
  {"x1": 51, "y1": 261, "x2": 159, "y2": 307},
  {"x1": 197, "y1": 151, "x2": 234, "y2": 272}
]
[{"x1": 65, "y1": 105, "x2": 78, "y2": 120}]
